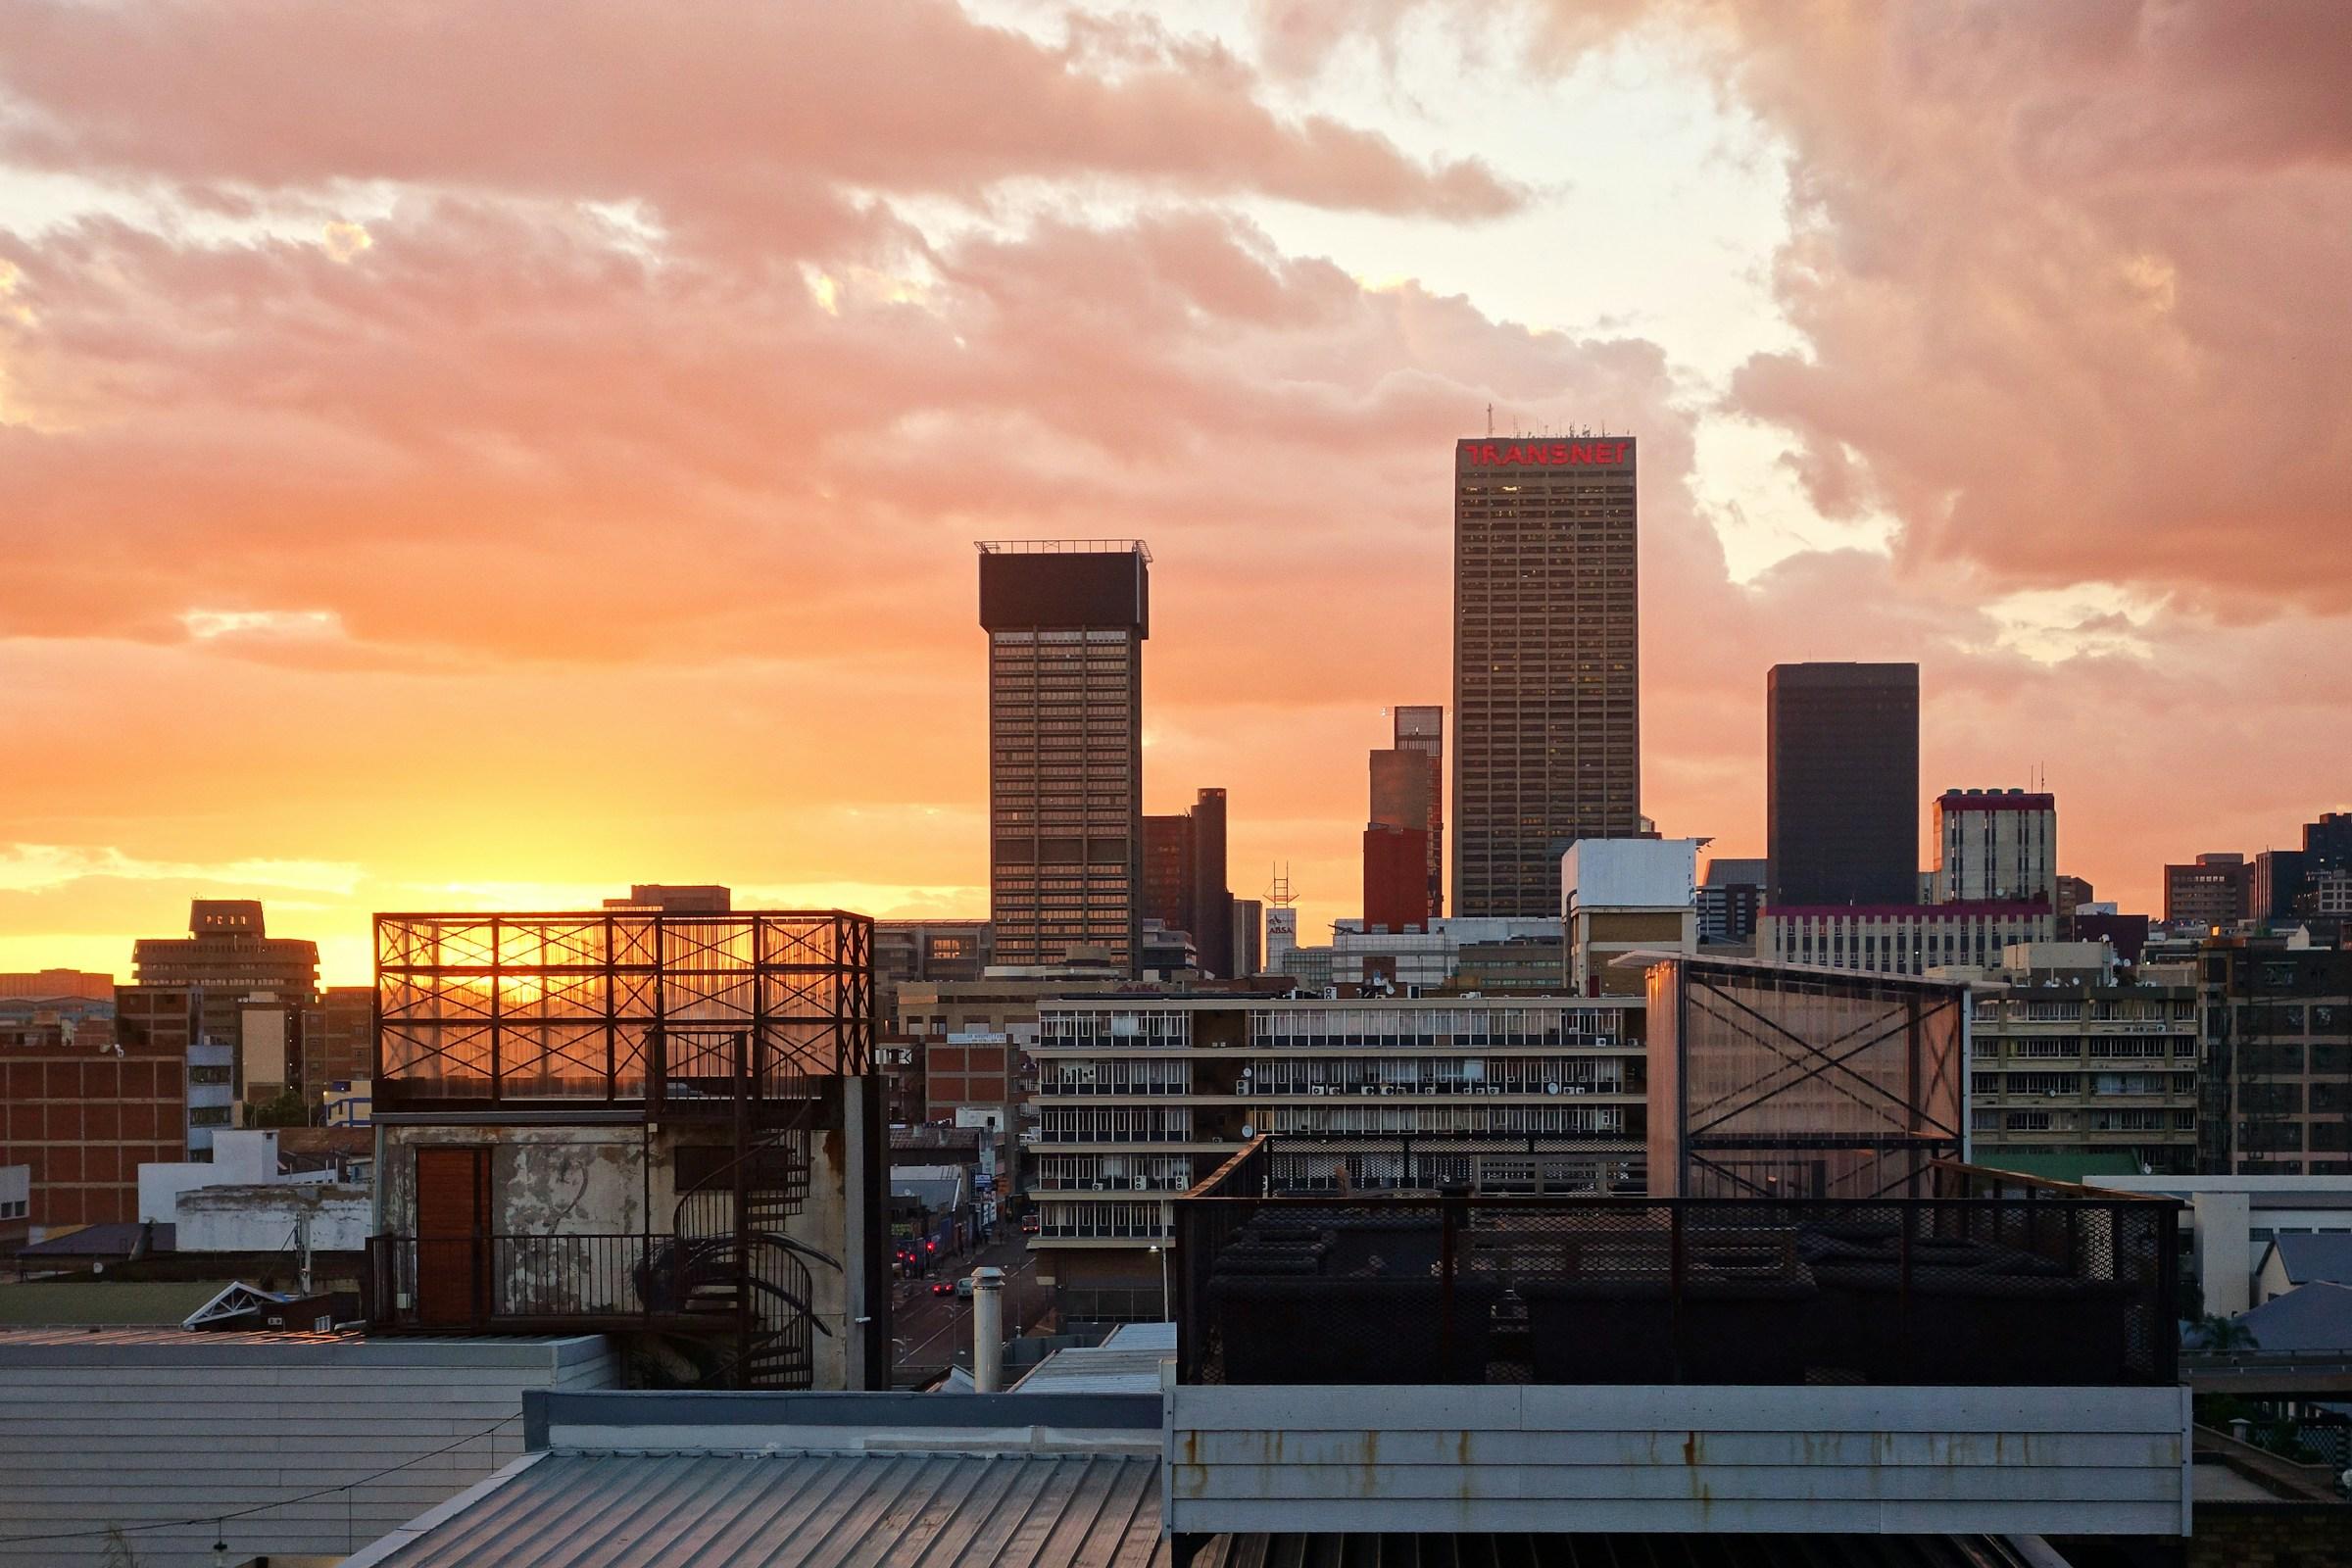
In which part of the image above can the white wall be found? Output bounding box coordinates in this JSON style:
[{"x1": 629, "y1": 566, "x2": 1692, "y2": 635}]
[
  {"x1": 138, "y1": 1129, "x2": 289, "y2": 1224},
  {"x1": 176, "y1": 1183, "x2": 371, "y2": 1253}
]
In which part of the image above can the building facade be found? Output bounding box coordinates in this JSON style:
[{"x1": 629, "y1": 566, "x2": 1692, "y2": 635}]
[
  {"x1": 0, "y1": 985, "x2": 205, "y2": 1227},
  {"x1": 2197, "y1": 938, "x2": 2352, "y2": 1176},
  {"x1": 1392, "y1": 705, "x2": 1446, "y2": 917},
  {"x1": 1141, "y1": 788, "x2": 1233, "y2": 976},
  {"x1": 1562, "y1": 838, "x2": 1700, "y2": 998},
  {"x1": 1697, "y1": 857, "x2": 1766, "y2": 946},
  {"x1": 1453, "y1": 437, "x2": 1640, "y2": 916},
  {"x1": 2164, "y1": 853, "x2": 2249, "y2": 928},
  {"x1": 1757, "y1": 903, "x2": 2058, "y2": 977},
  {"x1": 0, "y1": 969, "x2": 114, "y2": 1003},
  {"x1": 1766, "y1": 662, "x2": 1919, "y2": 908},
  {"x1": 130, "y1": 899, "x2": 319, "y2": 1098},
  {"x1": 1967, "y1": 947, "x2": 2199, "y2": 1174},
  {"x1": 1361, "y1": 823, "x2": 1432, "y2": 935},
  {"x1": 1933, "y1": 788, "x2": 2056, "y2": 905},
  {"x1": 978, "y1": 541, "x2": 1150, "y2": 973},
  {"x1": 1230, "y1": 899, "x2": 1263, "y2": 980},
  {"x1": 1030, "y1": 993, "x2": 1647, "y2": 1319}
]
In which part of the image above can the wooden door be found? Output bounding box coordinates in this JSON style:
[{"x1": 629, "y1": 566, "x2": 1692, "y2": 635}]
[{"x1": 415, "y1": 1146, "x2": 490, "y2": 1326}]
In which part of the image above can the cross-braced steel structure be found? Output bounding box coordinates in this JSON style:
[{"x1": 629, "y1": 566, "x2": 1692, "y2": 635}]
[
  {"x1": 374, "y1": 909, "x2": 872, "y2": 1113},
  {"x1": 1645, "y1": 955, "x2": 1966, "y2": 1200}
]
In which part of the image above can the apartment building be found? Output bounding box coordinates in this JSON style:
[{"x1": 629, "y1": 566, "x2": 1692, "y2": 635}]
[
  {"x1": 1028, "y1": 994, "x2": 1646, "y2": 1320},
  {"x1": 1966, "y1": 946, "x2": 2200, "y2": 1175}
]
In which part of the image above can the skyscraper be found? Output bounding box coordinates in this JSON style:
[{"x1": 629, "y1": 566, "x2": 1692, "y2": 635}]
[
  {"x1": 1765, "y1": 662, "x2": 1919, "y2": 908},
  {"x1": 1452, "y1": 437, "x2": 1641, "y2": 916},
  {"x1": 130, "y1": 900, "x2": 319, "y2": 1097},
  {"x1": 977, "y1": 540, "x2": 1150, "y2": 972},
  {"x1": 1392, "y1": 706, "x2": 1445, "y2": 918},
  {"x1": 1141, "y1": 787, "x2": 1234, "y2": 975}
]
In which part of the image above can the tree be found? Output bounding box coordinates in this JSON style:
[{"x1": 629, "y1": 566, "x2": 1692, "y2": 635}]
[
  {"x1": 2189, "y1": 1312, "x2": 2259, "y2": 1352},
  {"x1": 244, "y1": 1087, "x2": 310, "y2": 1127}
]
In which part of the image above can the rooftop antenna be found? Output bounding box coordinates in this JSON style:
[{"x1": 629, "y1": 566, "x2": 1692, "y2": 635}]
[{"x1": 1268, "y1": 864, "x2": 1297, "y2": 907}]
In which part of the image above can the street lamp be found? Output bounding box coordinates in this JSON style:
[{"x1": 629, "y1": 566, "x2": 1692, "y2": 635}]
[{"x1": 1149, "y1": 1243, "x2": 1169, "y2": 1322}]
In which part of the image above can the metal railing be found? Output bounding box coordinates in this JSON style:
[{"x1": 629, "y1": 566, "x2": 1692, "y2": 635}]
[
  {"x1": 1175, "y1": 1136, "x2": 2179, "y2": 1390},
  {"x1": 367, "y1": 1232, "x2": 733, "y2": 1329}
]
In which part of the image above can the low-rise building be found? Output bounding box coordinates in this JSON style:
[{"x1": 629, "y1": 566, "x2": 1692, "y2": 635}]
[
  {"x1": 1758, "y1": 902, "x2": 2056, "y2": 977},
  {"x1": 1029, "y1": 994, "x2": 1645, "y2": 1320},
  {"x1": 1, "y1": 987, "x2": 211, "y2": 1228},
  {"x1": 1562, "y1": 838, "x2": 1700, "y2": 998},
  {"x1": 1966, "y1": 944, "x2": 2199, "y2": 1175}
]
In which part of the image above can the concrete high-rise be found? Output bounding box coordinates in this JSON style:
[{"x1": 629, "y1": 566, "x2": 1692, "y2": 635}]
[
  {"x1": 1765, "y1": 663, "x2": 1919, "y2": 908},
  {"x1": 1393, "y1": 706, "x2": 1445, "y2": 918},
  {"x1": 1932, "y1": 788, "x2": 2057, "y2": 906},
  {"x1": 977, "y1": 540, "x2": 1150, "y2": 972},
  {"x1": 1453, "y1": 437, "x2": 1641, "y2": 916}
]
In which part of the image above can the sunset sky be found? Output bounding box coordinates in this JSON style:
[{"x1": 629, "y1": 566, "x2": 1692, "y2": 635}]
[{"x1": 2, "y1": 0, "x2": 2347, "y2": 985}]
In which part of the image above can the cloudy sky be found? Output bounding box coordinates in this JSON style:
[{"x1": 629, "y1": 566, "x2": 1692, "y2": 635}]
[{"x1": 2, "y1": 0, "x2": 2347, "y2": 982}]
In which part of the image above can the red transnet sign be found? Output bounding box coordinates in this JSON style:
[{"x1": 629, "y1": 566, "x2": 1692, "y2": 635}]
[{"x1": 1459, "y1": 440, "x2": 1630, "y2": 466}]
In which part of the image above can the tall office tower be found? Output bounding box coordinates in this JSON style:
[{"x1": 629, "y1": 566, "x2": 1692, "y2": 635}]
[
  {"x1": 2251, "y1": 850, "x2": 2308, "y2": 922},
  {"x1": 1140, "y1": 788, "x2": 1235, "y2": 975},
  {"x1": 1393, "y1": 706, "x2": 1446, "y2": 917},
  {"x1": 1453, "y1": 437, "x2": 1640, "y2": 916},
  {"x1": 1765, "y1": 662, "x2": 1920, "y2": 908},
  {"x1": 1932, "y1": 788, "x2": 2057, "y2": 905},
  {"x1": 1191, "y1": 788, "x2": 1233, "y2": 977},
  {"x1": 977, "y1": 540, "x2": 1151, "y2": 973}
]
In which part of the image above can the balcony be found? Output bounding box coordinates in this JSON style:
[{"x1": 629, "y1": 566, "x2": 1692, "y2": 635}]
[{"x1": 368, "y1": 1232, "x2": 748, "y2": 1334}]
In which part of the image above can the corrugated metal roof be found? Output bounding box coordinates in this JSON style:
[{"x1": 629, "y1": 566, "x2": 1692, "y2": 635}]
[
  {"x1": 1012, "y1": 1346, "x2": 1169, "y2": 1395},
  {"x1": 359, "y1": 1449, "x2": 1169, "y2": 1568},
  {"x1": 1219, "y1": 1536, "x2": 2036, "y2": 1568}
]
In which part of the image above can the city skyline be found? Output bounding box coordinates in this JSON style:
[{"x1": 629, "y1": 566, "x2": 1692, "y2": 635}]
[{"x1": 4, "y1": 4, "x2": 2350, "y2": 981}]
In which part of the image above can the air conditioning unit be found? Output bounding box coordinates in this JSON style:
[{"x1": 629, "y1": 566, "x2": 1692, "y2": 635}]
[{"x1": 1133, "y1": 1177, "x2": 1149, "y2": 1191}]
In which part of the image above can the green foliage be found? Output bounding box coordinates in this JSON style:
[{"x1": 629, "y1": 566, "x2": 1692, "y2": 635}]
[{"x1": 243, "y1": 1087, "x2": 311, "y2": 1127}]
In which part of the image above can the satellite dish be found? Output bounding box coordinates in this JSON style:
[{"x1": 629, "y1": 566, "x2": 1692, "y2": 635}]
[
  {"x1": 1546, "y1": 1082, "x2": 1560, "y2": 1096},
  {"x1": 1240, "y1": 1124, "x2": 1255, "y2": 1139},
  {"x1": 1240, "y1": 1066, "x2": 1252, "y2": 1078}
]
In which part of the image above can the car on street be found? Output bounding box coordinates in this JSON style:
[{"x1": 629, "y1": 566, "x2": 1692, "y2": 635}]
[
  {"x1": 955, "y1": 1276, "x2": 976, "y2": 1298},
  {"x1": 929, "y1": 1280, "x2": 954, "y2": 1297}
]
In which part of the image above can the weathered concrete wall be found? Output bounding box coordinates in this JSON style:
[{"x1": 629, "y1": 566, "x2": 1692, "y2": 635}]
[{"x1": 178, "y1": 1183, "x2": 371, "y2": 1252}]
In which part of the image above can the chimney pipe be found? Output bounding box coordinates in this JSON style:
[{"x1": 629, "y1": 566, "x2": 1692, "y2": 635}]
[{"x1": 971, "y1": 1266, "x2": 1005, "y2": 1393}]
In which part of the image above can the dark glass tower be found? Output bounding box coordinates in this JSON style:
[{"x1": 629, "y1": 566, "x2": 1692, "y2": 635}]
[{"x1": 1766, "y1": 662, "x2": 1920, "y2": 908}]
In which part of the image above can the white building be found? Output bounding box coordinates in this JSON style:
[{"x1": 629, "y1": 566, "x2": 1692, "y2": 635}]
[
  {"x1": 1759, "y1": 903, "x2": 2057, "y2": 977},
  {"x1": 1562, "y1": 838, "x2": 1700, "y2": 996},
  {"x1": 1933, "y1": 788, "x2": 2057, "y2": 905}
]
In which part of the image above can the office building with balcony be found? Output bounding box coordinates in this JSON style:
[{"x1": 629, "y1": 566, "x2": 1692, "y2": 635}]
[
  {"x1": 979, "y1": 540, "x2": 1150, "y2": 973},
  {"x1": 1965, "y1": 944, "x2": 2199, "y2": 1176},
  {"x1": 366, "y1": 907, "x2": 890, "y2": 1389},
  {"x1": 1028, "y1": 994, "x2": 1646, "y2": 1320},
  {"x1": 1453, "y1": 437, "x2": 1641, "y2": 916}
]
